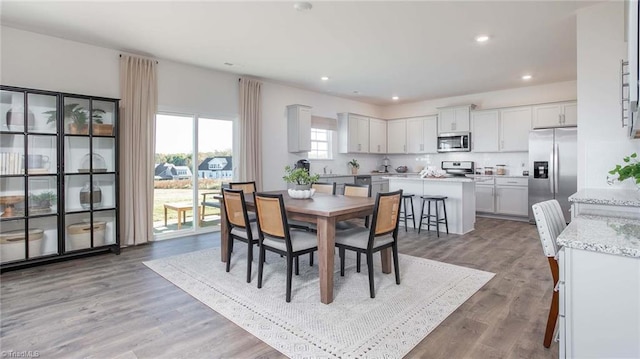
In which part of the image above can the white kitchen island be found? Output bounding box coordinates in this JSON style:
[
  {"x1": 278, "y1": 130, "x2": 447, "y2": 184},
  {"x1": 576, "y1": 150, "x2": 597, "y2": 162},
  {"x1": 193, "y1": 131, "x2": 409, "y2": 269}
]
[{"x1": 387, "y1": 176, "x2": 476, "y2": 234}]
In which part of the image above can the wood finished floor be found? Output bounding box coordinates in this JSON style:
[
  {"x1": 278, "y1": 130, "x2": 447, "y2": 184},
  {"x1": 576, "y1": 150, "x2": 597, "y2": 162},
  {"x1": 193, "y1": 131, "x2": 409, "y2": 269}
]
[{"x1": 0, "y1": 217, "x2": 558, "y2": 359}]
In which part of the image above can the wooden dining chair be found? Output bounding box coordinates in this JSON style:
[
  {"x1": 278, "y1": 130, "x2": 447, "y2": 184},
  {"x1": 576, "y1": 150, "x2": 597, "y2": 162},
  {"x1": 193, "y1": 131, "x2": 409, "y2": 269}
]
[
  {"x1": 254, "y1": 192, "x2": 318, "y2": 302},
  {"x1": 222, "y1": 188, "x2": 259, "y2": 283},
  {"x1": 230, "y1": 181, "x2": 257, "y2": 222},
  {"x1": 311, "y1": 182, "x2": 336, "y2": 195},
  {"x1": 335, "y1": 189, "x2": 403, "y2": 298},
  {"x1": 532, "y1": 199, "x2": 567, "y2": 348},
  {"x1": 341, "y1": 183, "x2": 372, "y2": 273}
]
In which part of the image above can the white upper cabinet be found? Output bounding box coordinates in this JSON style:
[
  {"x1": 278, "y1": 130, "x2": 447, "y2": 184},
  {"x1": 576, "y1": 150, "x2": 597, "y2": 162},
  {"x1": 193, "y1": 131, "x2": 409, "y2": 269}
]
[
  {"x1": 338, "y1": 113, "x2": 370, "y2": 153},
  {"x1": 369, "y1": 118, "x2": 387, "y2": 154},
  {"x1": 287, "y1": 104, "x2": 311, "y2": 153},
  {"x1": 404, "y1": 115, "x2": 438, "y2": 153},
  {"x1": 499, "y1": 107, "x2": 532, "y2": 152},
  {"x1": 387, "y1": 119, "x2": 407, "y2": 154},
  {"x1": 437, "y1": 105, "x2": 474, "y2": 134},
  {"x1": 532, "y1": 101, "x2": 577, "y2": 128},
  {"x1": 471, "y1": 110, "x2": 500, "y2": 152}
]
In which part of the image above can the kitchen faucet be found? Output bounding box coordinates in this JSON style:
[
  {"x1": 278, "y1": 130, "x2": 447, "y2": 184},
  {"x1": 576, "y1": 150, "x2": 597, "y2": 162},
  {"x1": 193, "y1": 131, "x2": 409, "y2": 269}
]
[{"x1": 323, "y1": 166, "x2": 328, "y2": 174}]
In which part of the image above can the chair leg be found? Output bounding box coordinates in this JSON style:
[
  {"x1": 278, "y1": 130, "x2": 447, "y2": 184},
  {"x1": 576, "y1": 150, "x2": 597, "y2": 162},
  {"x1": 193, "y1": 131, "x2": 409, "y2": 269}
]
[
  {"x1": 403, "y1": 198, "x2": 408, "y2": 232},
  {"x1": 435, "y1": 201, "x2": 440, "y2": 237},
  {"x1": 286, "y1": 255, "x2": 293, "y2": 302},
  {"x1": 392, "y1": 243, "x2": 401, "y2": 285},
  {"x1": 339, "y1": 247, "x2": 345, "y2": 276},
  {"x1": 309, "y1": 252, "x2": 314, "y2": 266},
  {"x1": 246, "y1": 242, "x2": 253, "y2": 283},
  {"x1": 257, "y1": 246, "x2": 265, "y2": 289},
  {"x1": 442, "y1": 199, "x2": 449, "y2": 234},
  {"x1": 544, "y1": 290, "x2": 559, "y2": 347},
  {"x1": 226, "y1": 237, "x2": 233, "y2": 273},
  {"x1": 427, "y1": 200, "x2": 432, "y2": 232},
  {"x1": 365, "y1": 216, "x2": 370, "y2": 228},
  {"x1": 418, "y1": 198, "x2": 425, "y2": 234},
  {"x1": 295, "y1": 256, "x2": 300, "y2": 275},
  {"x1": 366, "y1": 252, "x2": 375, "y2": 298},
  {"x1": 410, "y1": 197, "x2": 416, "y2": 229},
  {"x1": 356, "y1": 253, "x2": 361, "y2": 273}
]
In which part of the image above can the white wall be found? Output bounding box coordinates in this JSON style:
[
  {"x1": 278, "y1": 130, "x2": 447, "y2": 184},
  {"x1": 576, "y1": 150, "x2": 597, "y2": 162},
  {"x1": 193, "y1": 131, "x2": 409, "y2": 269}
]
[
  {"x1": 382, "y1": 81, "x2": 577, "y2": 119},
  {"x1": 576, "y1": 1, "x2": 639, "y2": 190}
]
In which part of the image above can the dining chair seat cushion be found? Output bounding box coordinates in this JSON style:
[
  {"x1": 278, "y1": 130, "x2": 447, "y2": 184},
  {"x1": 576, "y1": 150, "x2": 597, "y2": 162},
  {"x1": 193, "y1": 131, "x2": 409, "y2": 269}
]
[
  {"x1": 335, "y1": 227, "x2": 393, "y2": 250},
  {"x1": 230, "y1": 222, "x2": 259, "y2": 240},
  {"x1": 336, "y1": 220, "x2": 361, "y2": 231},
  {"x1": 262, "y1": 229, "x2": 318, "y2": 252}
]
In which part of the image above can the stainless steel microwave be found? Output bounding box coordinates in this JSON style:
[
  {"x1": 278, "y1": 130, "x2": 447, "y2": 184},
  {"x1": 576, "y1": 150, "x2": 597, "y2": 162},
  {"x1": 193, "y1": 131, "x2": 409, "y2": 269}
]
[{"x1": 437, "y1": 132, "x2": 471, "y2": 152}]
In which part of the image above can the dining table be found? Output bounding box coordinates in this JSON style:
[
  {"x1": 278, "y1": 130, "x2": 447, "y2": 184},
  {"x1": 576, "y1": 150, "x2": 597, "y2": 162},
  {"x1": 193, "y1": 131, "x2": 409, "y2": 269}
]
[{"x1": 217, "y1": 190, "x2": 391, "y2": 304}]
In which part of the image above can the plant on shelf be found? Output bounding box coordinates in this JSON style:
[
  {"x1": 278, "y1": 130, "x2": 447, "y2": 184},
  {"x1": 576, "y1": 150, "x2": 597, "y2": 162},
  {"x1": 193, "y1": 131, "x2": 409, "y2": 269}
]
[
  {"x1": 348, "y1": 159, "x2": 360, "y2": 174},
  {"x1": 608, "y1": 152, "x2": 640, "y2": 186},
  {"x1": 283, "y1": 165, "x2": 320, "y2": 190},
  {"x1": 28, "y1": 191, "x2": 57, "y2": 208},
  {"x1": 44, "y1": 104, "x2": 106, "y2": 134}
]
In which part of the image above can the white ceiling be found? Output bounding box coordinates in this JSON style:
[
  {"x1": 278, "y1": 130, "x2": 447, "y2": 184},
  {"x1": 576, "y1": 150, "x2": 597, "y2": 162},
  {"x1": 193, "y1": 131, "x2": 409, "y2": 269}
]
[{"x1": 0, "y1": 1, "x2": 597, "y2": 105}]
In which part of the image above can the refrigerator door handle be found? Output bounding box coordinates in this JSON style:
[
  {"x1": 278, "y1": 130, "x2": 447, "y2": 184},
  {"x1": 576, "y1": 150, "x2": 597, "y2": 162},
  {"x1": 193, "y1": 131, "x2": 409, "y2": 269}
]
[
  {"x1": 549, "y1": 150, "x2": 555, "y2": 194},
  {"x1": 554, "y1": 143, "x2": 560, "y2": 195}
]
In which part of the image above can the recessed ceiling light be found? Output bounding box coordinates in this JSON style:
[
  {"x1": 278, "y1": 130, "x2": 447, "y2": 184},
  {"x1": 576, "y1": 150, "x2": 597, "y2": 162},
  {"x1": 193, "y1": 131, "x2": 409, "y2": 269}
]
[
  {"x1": 475, "y1": 35, "x2": 490, "y2": 43},
  {"x1": 522, "y1": 74, "x2": 533, "y2": 80},
  {"x1": 353, "y1": 91, "x2": 359, "y2": 94},
  {"x1": 392, "y1": 96, "x2": 399, "y2": 100},
  {"x1": 224, "y1": 62, "x2": 234, "y2": 66},
  {"x1": 321, "y1": 76, "x2": 329, "y2": 81},
  {"x1": 294, "y1": 2, "x2": 312, "y2": 11}
]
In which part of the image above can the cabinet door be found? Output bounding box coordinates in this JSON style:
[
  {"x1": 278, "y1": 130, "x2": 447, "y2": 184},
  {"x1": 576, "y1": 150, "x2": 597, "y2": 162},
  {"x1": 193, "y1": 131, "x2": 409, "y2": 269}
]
[
  {"x1": 423, "y1": 116, "x2": 438, "y2": 153},
  {"x1": 438, "y1": 108, "x2": 456, "y2": 133},
  {"x1": 500, "y1": 107, "x2": 531, "y2": 152},
  {"x1": 454, "y1": 107, "x2": 471, "y2": 132},
  {"x1": 387, "y1": 119, "x2": 407, "y2": 154},
  {"x1": 347, "y1": 115, "x2": 361, "y2": 153},
  {"x1": 406, "y1": 117, "x2": 424, "y2": 153},
  {"x1": 533, "y1": 104, "x2": 562, "y2": 129},
  {"x1": 471, "y1": 110, "x2": 500, "y2": 152},
  {"x1": 563, "y1": 103, "x2": 577, "y2": 126},
  {"x1": 475, "y1": 185, "x2": 495, "y2": 213},
  {"x1": 356, "y1": 116, "x2": 369, "y2": 153},
  {"x1": 287, "y1": 105, "x2": 311, "y2": 153},
  {"x1": 369, "y1": 118, "x2": 387, "y2": 153},
  {"x1": 495, "y1": 186, "x2": 528, "y2": 216}
]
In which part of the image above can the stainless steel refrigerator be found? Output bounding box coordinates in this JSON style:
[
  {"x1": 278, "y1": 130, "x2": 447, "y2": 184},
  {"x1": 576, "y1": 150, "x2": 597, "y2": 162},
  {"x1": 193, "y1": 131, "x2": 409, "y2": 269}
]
[{"x1": 528, "y1": 128, "x2": 577, "y2": 223}]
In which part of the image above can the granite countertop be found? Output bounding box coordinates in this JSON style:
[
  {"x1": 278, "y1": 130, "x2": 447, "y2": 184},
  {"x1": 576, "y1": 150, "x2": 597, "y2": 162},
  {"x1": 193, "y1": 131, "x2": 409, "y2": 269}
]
[
  {"x1": 466, "y1": 174, "x2": 528, "y2": 178},
  {"x1": 557, "y1": 215, "x2": 640, "y2": 258},
  {"x1": 385, "y1": 176, "x2": 474, "y2": 183},
  {"x1": 569, "y1": 188, "x2": 640, "y2": 207}
]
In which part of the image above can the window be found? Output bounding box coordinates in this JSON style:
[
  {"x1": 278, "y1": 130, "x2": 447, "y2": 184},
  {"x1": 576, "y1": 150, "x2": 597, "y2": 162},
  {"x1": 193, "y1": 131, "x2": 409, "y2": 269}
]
[{"x1": 309, "y1": 128, "x2": 332, "y2": 159}]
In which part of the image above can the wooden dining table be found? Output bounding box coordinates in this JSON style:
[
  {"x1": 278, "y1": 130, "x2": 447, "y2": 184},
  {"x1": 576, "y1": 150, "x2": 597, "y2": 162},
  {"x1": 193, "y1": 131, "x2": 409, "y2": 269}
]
[{"x1": 217, "y1": 190, "x2": 392, "y2": 304}]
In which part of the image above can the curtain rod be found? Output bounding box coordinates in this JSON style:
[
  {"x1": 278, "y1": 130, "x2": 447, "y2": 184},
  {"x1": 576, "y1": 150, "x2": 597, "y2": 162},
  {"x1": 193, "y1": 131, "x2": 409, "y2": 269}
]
[{"x1": 119, "y1": 54, "x2": 158, "y2": 64}]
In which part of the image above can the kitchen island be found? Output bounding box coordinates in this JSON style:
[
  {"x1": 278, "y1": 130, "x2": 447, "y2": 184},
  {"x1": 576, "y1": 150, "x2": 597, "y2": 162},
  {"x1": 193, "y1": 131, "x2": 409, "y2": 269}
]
[{"x1": 387, "y1": 176, "x2": 475, "y2": 234}]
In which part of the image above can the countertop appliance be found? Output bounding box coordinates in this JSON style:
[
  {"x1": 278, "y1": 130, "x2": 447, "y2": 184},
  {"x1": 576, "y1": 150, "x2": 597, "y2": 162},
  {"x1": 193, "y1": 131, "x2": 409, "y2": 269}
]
[
  {"x1": 355, "y1": 175, "x2": 371, "y2": 186},
  {"x1": 295, "y1": 159, "x2": 310, "y2": 172},
  {"x1": 442, "y1": 161, "x2": 474, "y2": 176},
  {"x1": 381, "y1": 156, "x2": 391, "y2": 173},
  {"x1": 437, "y1": 132, "x2": 471, "y2": 152},
  {"x1": 528, "y1": 128, "x2": 577, "y2": 223}
]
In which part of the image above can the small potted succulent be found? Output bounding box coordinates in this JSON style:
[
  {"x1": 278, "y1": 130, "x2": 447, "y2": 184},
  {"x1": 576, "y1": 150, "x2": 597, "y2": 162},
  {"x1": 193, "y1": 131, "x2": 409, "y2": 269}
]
[
  {"x1": 44, "y1": 104, "x2": 107, "y2": 135},
  {"x1": 348, "y1": 159, "x2": 360, "y2": 175},
  {"x1": 608, "y1": 152, "x2": 640, "y2": 188}
]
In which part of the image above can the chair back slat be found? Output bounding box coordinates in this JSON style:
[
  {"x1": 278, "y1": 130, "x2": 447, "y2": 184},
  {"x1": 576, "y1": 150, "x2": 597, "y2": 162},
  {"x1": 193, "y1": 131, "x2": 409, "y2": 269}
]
[
  {"x1": 532, "y1": 200, "x2": 566, "y2": 258},
  {"x1": 222, "y1": 189, "x2": 248, "y2": 228},
  {"x1": 255, "y1": 195, "x2": 286, "y2": 238},
  {"x1": 344, "y1": 184, "x2": 370, "y2": 198},
  {"x1": 230, "y1": 181, "x2": 256, "y2": 194},
  {"x1": 373, "y1": 191, "x2": 402, "y2": 235},
  {"x1": 312, "y1": 182, "x2": 336, "y2": 195}
]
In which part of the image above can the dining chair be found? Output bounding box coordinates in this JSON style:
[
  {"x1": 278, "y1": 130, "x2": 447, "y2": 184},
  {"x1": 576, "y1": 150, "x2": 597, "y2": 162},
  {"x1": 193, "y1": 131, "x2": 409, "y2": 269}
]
[
  {"x1": 254, "y1": 192, "x2": 318, "y2": 302},
  {"x1": 341, "y1": 183, "x2": 372, "y2": 273},
  {"x1": 222, "y1": 188, "x2": 260, "y2": 283},
  {"x1": 200, "y1": 183, "x2": 230, "y2": 223},
  {"x1": 335, "y1": 189, "x2": 403, "y2": 298},
  {"x1": 230, "y1": 181, "x2": 257, "y2": 222},
  {"x1": 312, "y1": 182, "x2": 336, "y2": 195},
  {"x1": 532, "y1": 199, "x2": 567, "y2": 348}
]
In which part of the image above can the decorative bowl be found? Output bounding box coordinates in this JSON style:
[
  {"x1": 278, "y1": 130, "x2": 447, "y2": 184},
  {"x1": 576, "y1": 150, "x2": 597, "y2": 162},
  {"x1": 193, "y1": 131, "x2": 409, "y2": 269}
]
[
  {"x1": 396, "y1": 166, "x2": 408, "y2": 173},
  {"x1": 287, "y1": 188, "x2": 315, "y2": 199}
]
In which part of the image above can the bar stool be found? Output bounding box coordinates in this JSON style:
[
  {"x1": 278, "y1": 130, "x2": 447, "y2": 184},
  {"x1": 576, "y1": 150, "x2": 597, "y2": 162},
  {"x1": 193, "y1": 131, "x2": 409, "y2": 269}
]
[
  {"x1": 418, "y1": 195, "x2": 449, "y2": 237},
  {"x1": 399, "y1": 194, "x2": 416, "y2": 231}
]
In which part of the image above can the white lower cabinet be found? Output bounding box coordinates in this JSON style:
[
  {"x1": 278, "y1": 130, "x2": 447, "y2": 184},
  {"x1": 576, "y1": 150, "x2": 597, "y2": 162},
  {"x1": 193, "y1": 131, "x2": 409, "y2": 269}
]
[
  {"x1": 475, "y1": 185, "x2": 495, "y2": 213},
  {"x1": 475, "y1": 177, "x2": 528, "y2": 217},
  {"x1": 371, "y1": 179, "x2": 389, "y2": 197}
]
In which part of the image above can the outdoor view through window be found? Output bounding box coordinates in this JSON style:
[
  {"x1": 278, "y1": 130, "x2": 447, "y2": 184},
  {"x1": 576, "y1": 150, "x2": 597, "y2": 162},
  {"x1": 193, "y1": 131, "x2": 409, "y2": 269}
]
[{"x1": 154, "y1": 114, "x2": 233, "y2": 236}]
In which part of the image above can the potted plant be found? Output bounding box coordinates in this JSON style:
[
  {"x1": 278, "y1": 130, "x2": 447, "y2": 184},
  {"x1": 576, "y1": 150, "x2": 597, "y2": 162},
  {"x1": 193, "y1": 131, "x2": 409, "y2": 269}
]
[
  {"x1": 44, "y1": 104, "x2": 107, "y2": 135},
  {"x1": 608, "y1": 152, "x2": 640, "y2": 187},
  {"x1": 283, "y1": 165, "x2": 320, "y2": 190},
  {"x1": 28, "y1": 191, "x2": 57, "y2": 212},
  {"x1": 348, "y1": 159, "x2": 360, "y2": 175}
]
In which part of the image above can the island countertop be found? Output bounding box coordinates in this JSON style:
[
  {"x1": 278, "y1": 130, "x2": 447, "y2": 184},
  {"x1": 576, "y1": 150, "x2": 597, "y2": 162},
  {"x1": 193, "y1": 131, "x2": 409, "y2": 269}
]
[
  {"x1": 557, "y1": 215, "x2": 640, "y2": 258},
  {"x1": 383, "y1": 176, "x2": 474, "y2": 183},
  {"x1": 569, "y1": 188, "x2": 640, "y2": 207}
]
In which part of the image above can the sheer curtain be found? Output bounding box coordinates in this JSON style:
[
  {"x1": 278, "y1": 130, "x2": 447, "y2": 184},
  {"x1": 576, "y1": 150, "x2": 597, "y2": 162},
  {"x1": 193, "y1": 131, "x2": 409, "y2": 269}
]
[
  {"x1": 119, "y1": 55, "x2": 157, "y2": 246},
  {"x1": 238, "y1": 77, "x2": 263, "y2": 190}
]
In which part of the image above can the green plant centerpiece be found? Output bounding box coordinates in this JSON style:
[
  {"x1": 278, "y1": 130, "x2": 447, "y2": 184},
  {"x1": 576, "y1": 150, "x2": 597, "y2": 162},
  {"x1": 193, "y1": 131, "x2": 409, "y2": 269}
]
[
  {"x1": 608, "y1": 152, "x2": 640, "y2": 187},
  {"x1": 283, "y1": 165, "x2": 320, "y2": 190},
  {"x1": 44, "y1": 104, "x2": 106, "y2": 134},
  {"x1": 348, "y1": 159, "x2": 360, "y2": 174}
]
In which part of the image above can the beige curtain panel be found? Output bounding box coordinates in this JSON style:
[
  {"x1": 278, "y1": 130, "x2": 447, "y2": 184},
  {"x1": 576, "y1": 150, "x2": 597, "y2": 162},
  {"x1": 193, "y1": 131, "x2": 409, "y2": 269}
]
[
  {"x1": 238, "y1": 77, "x2": 263, "y2": 190},
  {"x1": 119, "y1": 55, "x2": 158, "y2": 246}
]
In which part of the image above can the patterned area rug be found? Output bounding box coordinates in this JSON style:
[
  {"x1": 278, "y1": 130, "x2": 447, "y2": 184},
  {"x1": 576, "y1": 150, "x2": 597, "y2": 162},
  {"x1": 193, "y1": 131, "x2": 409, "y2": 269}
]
[{"x1": 144, "y1": 248, "x2": 494, "y2": 358}]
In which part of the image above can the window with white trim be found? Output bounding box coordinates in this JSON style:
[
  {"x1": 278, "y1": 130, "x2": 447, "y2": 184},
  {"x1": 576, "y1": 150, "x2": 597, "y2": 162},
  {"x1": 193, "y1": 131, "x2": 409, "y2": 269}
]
[{"x1": 308, "y1": 128, "x2": 332, "y2": 159}]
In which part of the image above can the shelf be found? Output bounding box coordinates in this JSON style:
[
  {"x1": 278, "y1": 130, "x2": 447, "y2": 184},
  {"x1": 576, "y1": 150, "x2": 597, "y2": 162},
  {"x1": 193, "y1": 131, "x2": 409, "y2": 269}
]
[{"x1": 64, "y1": 171, "x2": 116, "y2": 176}]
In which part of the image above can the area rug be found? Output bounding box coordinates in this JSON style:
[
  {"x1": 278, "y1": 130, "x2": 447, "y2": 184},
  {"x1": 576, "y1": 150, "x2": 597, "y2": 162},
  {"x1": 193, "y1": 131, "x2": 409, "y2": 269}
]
[{"x1": 144, "y1": 248, "x2": 494, "y2": 359}]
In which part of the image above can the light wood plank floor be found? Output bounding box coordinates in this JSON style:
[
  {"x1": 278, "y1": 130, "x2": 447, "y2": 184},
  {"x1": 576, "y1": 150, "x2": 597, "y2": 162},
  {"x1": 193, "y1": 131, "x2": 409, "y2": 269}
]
[{"x1": 1, "y1": 217, "x2": 558, "y2": 358}]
